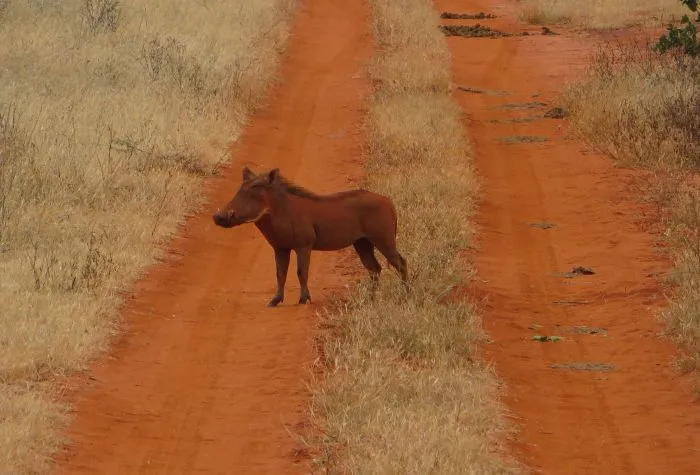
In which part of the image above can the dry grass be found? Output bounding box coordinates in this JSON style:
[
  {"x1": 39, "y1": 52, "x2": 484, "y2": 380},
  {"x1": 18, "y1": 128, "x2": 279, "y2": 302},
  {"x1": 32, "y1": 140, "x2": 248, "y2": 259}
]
[
  {"x1": 308, "y1": 0, "x2": 517, "y2": 473},
  {"x1": 563, "y1": 44, "x2": 700, "y2": 376},
  {"x1": 564, "y1": 43, "x2": 699, "y2": 169},
  {"x1": 665, "y1": 183, "x2": 700, "y2": 376},
  {"x1": 0, "y1": 0, "x2": 295, "y2": 472},
  {"x1": 519, "y1": 0, "x2": 689, "y2": 29}
]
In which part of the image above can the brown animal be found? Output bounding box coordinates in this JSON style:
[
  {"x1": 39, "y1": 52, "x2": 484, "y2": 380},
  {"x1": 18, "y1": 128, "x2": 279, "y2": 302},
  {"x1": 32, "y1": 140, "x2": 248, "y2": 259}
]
[{"x1": 213, "y1": 167, "x2": 408, "y2": 307}]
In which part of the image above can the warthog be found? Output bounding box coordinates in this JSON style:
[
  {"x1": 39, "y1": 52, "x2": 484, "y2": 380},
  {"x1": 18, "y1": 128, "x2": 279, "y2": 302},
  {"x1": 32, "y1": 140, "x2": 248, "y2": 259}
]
[{"x1": 213, "y1": 167, "x2": 408, "y2": 307}]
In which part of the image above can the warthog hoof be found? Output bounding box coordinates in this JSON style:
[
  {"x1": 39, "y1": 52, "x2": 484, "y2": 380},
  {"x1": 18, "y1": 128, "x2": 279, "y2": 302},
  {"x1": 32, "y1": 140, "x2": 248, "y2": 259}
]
[
  {"x1": 298, "y1": 295, "x2": 311, "y2": 305},
  {"x1": 268, "y1": 295, "x2": 284, "y2": 307}
]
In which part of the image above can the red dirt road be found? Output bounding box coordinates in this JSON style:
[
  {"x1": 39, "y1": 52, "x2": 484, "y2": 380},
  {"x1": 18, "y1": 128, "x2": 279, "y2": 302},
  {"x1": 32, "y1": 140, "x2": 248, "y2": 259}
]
[
  {"x1": 439, "y1": 0, "x2": 700, "y2": 473},
  {"x1": 55, "y1": 1, "x2": 370, "y2": 473}
]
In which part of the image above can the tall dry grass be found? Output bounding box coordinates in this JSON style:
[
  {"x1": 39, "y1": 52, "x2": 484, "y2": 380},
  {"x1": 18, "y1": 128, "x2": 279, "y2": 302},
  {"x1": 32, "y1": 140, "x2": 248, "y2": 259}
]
[
  {"x1": 0, "y1": 0, "x2": 295, "y2": 472},
  {"x1": 563, "y1": 44, "x2": 700, "y2": 376},
  {"x1": 564, "y1": 44, "x2": 699, "y2": 169},
  {"x1": 519, "y1": 0, "x2": 688, "y2": 29},
  {"x1": 309, "y1": 0, "x2": 518, "y2": 473}
]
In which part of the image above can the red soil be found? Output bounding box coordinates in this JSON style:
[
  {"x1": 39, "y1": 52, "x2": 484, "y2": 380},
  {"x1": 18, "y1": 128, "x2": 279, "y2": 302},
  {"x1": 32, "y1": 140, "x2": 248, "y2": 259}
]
[
  {"x1": 438, "y1": 0, "x2": 700, "y2": 473},
  {"x1": 54, "y1": 1, "x2": 371, "y2": 473}
]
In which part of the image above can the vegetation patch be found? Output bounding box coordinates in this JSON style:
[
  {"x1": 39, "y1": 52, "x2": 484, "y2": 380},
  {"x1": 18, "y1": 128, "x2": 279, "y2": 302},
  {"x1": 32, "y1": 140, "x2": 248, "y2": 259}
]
[
  {"x1": 544, "y1": 106, "x2": 569, "y2": 118},
  {"x1": 440, "y1": 24, "x2": 559, "y2": 38},
  {"x1": 0, "y1": 0, "x2": 296, "y2": 472},
  {"x1": 551, "y1": 362, "x2": 616, "y2": 372},
  {"x1": 532, "y1": 335, "x2": 564, "y2": 342},
  {"x1": 655, "y1": 0, "x2": 699, "y2": 57},
  {"x1": 440, "y1": 11, "x2": 497, "y2": 20},
  {"x1": 499, "y1": 135, "x2": 549, "y2": 144},
  {"x1": 309, "y1": 0, "x2": 518, "y2": 473},
  {"x1": 440, "y1": 24, "x2": 527, "y2": 38}
]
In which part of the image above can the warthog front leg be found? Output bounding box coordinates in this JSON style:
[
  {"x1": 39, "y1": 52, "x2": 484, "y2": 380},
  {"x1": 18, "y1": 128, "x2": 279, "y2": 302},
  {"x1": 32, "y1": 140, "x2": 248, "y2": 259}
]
[
  {"x1": 268, "y1": 248, "x2": 290, "y2": 307},
  {"x1": 296, "y1": 246, "x2": 312, "y2": 304}
]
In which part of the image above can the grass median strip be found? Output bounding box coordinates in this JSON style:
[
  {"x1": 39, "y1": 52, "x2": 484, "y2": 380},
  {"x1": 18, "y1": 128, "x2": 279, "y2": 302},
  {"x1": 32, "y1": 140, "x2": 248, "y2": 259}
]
[{"x1": 309, "y1": 0, "x2": 518, "y2": 473}]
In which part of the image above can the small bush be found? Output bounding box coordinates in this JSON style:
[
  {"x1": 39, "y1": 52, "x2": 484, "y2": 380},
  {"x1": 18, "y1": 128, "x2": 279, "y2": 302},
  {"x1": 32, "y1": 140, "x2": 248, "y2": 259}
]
[
  {"x1": 0, "y1": 0, "x2": 9, "y2": 20},
  {"x1": 141, "y1": 35, "x2": 206, "y2": 93},
  {"x1": 655, "y1": 0, "x2": 699, "y2": 57}
]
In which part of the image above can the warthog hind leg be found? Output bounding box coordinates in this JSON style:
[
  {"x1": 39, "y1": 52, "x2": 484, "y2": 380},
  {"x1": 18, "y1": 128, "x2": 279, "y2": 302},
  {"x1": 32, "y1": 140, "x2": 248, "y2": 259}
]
[
  {"x1": 375, "y1": 242, "x2": 409, "y2": 288},
  {"x1": 353, "y1": 238, "x2": 382, "y2": 295}
]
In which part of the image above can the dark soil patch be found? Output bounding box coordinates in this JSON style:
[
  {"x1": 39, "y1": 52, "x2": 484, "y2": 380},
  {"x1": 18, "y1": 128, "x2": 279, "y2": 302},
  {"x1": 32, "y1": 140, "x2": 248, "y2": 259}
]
[
  {"x1": 457, "y1": 85, "x2": 509, "y2": 96},
  {"x1": 529, "y1": 221, "x2": 557, "y2": 229},
  {"x1": 544, "y1": 107, "x2": 569, "y2": 119},
  {"x1": 551, "y1": 362, "x2": 616, "y2": 372},
  {"x1": 564, "y1": 326, "x2": 609, "y2": 336},
  {"x1": 552, "y1": 300, "x2": 590, "y2": 306},
  {"x1": 440, "y1": 12, "x2": 497, "y2": 20},
  {"x1": 571, "y1": 266, "x2": 595, "y2": 276},
  {"x1": 488, "y1": 117, "x2": 540, "y2": 124},
  {"x1": 499, "y1": 101, "x2": 547, "y2": 110},
  {"x1": 555, "y1": 266, "x2": 596, "y2": 278}
]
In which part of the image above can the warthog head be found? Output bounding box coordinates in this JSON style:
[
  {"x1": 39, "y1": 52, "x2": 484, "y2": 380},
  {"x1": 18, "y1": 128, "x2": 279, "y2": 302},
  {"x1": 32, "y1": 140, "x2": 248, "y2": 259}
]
[{"x1": 213, "y1": 166, "x2": 281, "y2": 228}]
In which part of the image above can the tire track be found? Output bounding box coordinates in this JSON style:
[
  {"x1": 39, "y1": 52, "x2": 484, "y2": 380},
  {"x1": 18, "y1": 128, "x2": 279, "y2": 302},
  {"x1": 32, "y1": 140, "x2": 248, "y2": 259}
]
[{"x1": 439, "y1": 0, "x2": 700, "y2": 473}]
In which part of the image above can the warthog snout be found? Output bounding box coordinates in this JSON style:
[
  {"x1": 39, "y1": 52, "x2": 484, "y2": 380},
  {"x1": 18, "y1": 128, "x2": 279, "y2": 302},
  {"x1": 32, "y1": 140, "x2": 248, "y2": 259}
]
[{"x1": 213, "y1": 208, "x2": 236, "y2": 228}]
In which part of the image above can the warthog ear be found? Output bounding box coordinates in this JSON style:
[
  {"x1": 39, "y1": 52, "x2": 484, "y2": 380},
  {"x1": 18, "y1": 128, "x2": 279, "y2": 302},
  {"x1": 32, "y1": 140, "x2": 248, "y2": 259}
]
[
  {"x1": 242, "y1": 166, "x2": 255, "y2": 181},
  {"x1": 267, "y1": 168, "x2": 281, "y2": 186}
]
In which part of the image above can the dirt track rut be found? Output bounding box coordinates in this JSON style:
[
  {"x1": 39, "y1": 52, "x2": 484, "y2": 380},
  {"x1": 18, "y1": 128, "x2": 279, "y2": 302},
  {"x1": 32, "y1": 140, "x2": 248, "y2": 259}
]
[
  {"x1": 55, "y1": 1, "x2": 370, "y2": 473},
  {"x1": 439, "y1": 0, "x2": 700, "y2": 473}
]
